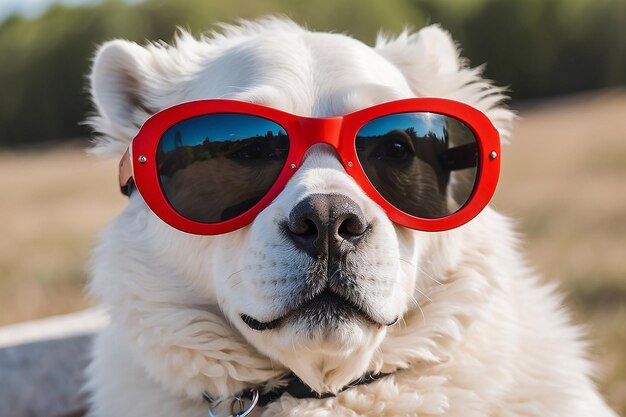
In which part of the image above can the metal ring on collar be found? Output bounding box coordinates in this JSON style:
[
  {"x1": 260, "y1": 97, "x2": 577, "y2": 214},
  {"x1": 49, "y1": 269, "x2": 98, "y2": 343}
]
[{"x1": 207, "y1": 388, "x2": 259, "y2": 417}]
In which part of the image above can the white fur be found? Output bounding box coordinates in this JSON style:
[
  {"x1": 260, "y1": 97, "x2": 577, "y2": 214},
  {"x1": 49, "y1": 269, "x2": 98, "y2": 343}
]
[{"x1": 86, "y1": 17, "x2": 617, "y2": 417}]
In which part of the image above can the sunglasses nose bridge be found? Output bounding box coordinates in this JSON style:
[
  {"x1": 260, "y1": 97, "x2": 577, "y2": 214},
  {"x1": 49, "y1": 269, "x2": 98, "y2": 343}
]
[{"x1": 298, "y1": 116, "x2": 343, "y2": 148}]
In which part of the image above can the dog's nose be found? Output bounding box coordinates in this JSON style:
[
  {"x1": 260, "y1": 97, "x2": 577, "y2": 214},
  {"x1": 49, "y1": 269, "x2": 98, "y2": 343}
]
[{"x1": 285, "y1": 193, "x2": 369, "y2": 257}]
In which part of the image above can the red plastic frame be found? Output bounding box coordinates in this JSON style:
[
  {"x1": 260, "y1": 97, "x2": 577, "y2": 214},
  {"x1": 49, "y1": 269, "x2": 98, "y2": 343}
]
[{"x1": 120, "y1": 98, "x2": 501, "y2": 235}]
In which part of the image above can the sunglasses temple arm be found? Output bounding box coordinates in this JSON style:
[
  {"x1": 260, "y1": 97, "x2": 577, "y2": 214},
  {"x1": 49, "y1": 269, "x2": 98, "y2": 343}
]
[{"x1": 119, "y1": 148, "x2": 134, "y2": 197}]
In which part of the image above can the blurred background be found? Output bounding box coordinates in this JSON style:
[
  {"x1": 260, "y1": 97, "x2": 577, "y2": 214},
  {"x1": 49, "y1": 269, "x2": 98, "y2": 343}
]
[{"x1": 0, "y1": 0, "x2": 624, "y2": 413}]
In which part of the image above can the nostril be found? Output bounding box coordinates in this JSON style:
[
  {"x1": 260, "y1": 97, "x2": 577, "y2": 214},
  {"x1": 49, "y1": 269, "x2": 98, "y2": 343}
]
[
  {"x1": 285, "y1": 216, "x2": 326, "y2": 257},
  {"x1": 291, "y1": 219, "x2": 318, "y2": 237},
  {"x1": 337, "y1": 216, "x2": 367, "y2": 239},
  {"x1": 301, "y1": 219, "x2": 318, "y2": 237}
]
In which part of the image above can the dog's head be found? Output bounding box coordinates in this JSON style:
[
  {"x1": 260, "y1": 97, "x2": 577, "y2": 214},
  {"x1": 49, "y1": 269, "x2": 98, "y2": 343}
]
[{"x1": 89, "y1": 18, "x2": 514, "y2": 398}]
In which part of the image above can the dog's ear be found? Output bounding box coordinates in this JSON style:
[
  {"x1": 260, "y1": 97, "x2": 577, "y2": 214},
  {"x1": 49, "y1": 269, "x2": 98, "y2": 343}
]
[
  {"x1": 376, "y1": 25, "x2": 462, "y2": 88},
  {"x1": 88, "y1": 39, "x2": 156, "y2": 157},
  {"x1": 376, "y1": 25, "x2": 515, "y2": 142}
]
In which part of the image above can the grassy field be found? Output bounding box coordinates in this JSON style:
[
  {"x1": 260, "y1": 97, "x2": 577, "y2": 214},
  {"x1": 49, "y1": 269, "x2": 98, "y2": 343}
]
[
  {"x1": 492, "y1": 89, "x2": 626, "y2": 413},
  {"x1": 1, "y1": 89, "x2": 625, "y2": 413},
  {"x1": 0, "y1": 146, "x2": 124, "y2": 324}
]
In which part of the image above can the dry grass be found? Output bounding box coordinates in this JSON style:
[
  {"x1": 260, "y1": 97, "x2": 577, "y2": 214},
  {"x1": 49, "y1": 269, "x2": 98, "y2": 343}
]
[
  {"x1": 0, "y1": 145, "x2": 124, "y2": 324},
  {"x1": 492, "y1": 88, "x2": 626, "y2": 413},
  {"x1": 0, "y1": 89, "x2": 624, "y2": 413}
]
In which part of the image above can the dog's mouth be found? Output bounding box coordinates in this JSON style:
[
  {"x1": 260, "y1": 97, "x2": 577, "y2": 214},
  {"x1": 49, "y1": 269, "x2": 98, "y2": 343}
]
[{"x1": 241, "y1": 288, "x2": 393, "y2": 331}]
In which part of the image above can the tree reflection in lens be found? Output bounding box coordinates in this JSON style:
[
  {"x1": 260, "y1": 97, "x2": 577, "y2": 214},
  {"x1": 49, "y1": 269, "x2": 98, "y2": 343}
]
[
  {"x1": 156, "y1": 114, "x2": 289, "y2": 223},
  {"x1": 356, "y1": 113, "x2": 478, "y2": 219}
]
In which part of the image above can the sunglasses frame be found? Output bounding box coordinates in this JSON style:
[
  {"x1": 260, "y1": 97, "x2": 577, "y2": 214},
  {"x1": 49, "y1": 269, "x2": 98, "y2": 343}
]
[{"x1": 119, "y1": 98, "x2": 501, "y2": 235}]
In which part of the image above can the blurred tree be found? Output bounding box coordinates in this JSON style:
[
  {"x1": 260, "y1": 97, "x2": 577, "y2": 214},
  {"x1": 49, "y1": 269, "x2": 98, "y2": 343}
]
[
  {"x1": 418, "y1": 0, "x2": 626, "y2": 98},
  {"x1": 0, "y1": 0, "x2": 624, "y2": 146}
]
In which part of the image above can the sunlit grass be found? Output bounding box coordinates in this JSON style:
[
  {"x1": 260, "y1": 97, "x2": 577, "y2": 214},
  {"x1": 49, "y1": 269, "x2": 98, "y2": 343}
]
[
  {"x1": 493, "y1": 88, "x2": 626, "y2": 414},
  {"x1": 0, "y1": 145, "x2": 124, "y2": 324}
]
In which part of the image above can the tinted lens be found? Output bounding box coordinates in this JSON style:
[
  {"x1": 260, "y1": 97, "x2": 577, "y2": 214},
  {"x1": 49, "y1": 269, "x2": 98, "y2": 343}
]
[
  {"x1": 356, "y1": 112, "x2": 478, "y2": 219},
  {"x1": 157, "y1": 113, "x2": 289, "y2": 223}
]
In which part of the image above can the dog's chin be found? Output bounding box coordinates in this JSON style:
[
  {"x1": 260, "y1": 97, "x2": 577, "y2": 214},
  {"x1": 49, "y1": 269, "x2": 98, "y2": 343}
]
[{"x1": 238, "y1": 291, "x2": 389, "y2": 393}]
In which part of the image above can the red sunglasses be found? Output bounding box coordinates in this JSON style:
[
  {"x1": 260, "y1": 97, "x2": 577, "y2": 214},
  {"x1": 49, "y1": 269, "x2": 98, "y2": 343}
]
[{"x1": 118, "y1": 98, "x2": 500, "y2": 235}]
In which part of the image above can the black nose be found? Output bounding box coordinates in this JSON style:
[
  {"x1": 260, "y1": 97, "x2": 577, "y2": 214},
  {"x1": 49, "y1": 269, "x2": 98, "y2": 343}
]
[{"x1": 285, "y1": 193, "x2": 369, "y2": 257}]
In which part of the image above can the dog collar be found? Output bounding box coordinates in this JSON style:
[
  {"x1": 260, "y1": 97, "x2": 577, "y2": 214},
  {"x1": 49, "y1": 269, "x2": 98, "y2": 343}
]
[{"x1": 203, "y1": 371, "x2": 390, "y2": 416}]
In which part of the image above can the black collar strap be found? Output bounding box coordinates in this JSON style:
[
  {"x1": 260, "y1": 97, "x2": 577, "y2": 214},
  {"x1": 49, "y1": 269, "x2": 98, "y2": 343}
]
[{"x1": 204, "y1": 370, "x2": 390, "y2": 409}]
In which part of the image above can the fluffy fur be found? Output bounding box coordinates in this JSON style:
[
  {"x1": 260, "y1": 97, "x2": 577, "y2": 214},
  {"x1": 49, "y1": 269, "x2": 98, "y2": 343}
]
[{"x1": 86, "y1": 18, "x2": 618, "y2": 416}]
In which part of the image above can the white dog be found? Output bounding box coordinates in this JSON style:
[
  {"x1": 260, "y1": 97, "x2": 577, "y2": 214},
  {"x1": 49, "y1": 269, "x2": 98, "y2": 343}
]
[{"x1": 86, "y1": 18, "x2": 618, "y2": 417}]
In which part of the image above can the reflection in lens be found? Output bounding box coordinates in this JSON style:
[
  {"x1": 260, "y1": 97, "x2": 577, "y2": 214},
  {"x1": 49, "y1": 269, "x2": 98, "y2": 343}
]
[
  {"x1": 156, "y1": 114, "x2": 289, "y2": 223},
  {"x1": 356, "y1": 112, "x2": 478, "y2": 219}
]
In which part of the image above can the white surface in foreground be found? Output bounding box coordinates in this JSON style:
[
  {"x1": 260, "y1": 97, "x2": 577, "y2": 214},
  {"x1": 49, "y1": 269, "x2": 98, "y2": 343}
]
[
  {"x1": 0, "y1": 309, "x2": 108, "y2": 417},
  {"x1": 0, "y1": 308, "x2": 108, "y2": 347}
]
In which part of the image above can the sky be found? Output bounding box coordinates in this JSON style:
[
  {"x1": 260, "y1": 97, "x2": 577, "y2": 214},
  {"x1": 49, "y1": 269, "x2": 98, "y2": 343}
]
[
  {"x1": 357, "y1": 113, "x2": 449, "y2": 139},
  {"x1": 0, "y1": 0, "x2": 138, "y2": 22},
  {"x1": 159, "y1": 114, "x2": 287, "y2": 152}
]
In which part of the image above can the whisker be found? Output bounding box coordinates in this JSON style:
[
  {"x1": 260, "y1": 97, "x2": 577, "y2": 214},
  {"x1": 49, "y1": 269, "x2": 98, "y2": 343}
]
[
  {"x1": 414, "y1": 287, "x2": 433, "y2": 303},
  {"x1": 409, "y1": 294, "x2": 427, "y2": 326},
  {"x1": 398, "y1": 257, "x2": 416, "y2": 267},
  {"x1": 398, "y1": 257, "x2": 444, "y2": 286},
  {"x1": 227, "y1": 269, "x2": 244, "y2": 280},
  {"x1": 416, "y1": 265, "x2": 444, "y2": 286},
  {"x1": 228, "y1": 270, "x2": 245, "y2": 289}
]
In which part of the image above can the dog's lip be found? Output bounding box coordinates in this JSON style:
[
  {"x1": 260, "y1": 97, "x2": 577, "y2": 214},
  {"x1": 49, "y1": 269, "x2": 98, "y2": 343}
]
[
  {"x1": 240, "y1": 289, "x2": 396, "y2": 331},
  {"x1": 240, "y1": 313, "x2": 284, "y2": 331}
]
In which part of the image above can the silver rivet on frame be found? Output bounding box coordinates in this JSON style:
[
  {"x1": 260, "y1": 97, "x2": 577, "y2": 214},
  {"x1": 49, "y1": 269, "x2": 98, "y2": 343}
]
[
  {"x1": 138, "y1": 155, "x2": 147, "y2": 164},
  {"x1": 489, "y1": 151, "x2": 498, "y2": 160},
  {"x1": 347, "y1": 161, "x2": 354, "y2": 167},
  {"x1": 289, "y1": 163, "x2": 297, "y2": 169}
]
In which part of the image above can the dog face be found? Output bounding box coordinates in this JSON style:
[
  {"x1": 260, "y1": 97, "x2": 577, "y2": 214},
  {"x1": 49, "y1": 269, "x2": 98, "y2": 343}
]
[
  {"x1": 89, "y1": 18, "x2": 513, "y2": 397},
  {"x1": 217, "y1": 147, "x2": 409, "y2": 391}
]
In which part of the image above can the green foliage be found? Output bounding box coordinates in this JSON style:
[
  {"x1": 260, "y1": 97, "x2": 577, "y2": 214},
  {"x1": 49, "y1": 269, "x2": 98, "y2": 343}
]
[
  {"x1": 0, "y1": 0, "x2": 624, "y2": 146},
  {"x1": 418, "y1": 0, "x2": 626, "y2": 98}
]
